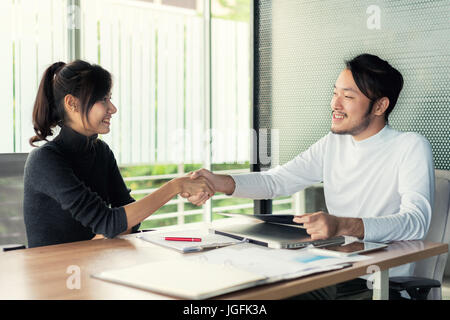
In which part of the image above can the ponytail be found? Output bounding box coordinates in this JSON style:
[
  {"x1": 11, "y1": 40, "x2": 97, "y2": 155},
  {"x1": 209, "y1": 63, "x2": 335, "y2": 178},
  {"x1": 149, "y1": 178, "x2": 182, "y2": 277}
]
[{"x1": 30, "y1": 62, "x2": 66, "y2": 146}]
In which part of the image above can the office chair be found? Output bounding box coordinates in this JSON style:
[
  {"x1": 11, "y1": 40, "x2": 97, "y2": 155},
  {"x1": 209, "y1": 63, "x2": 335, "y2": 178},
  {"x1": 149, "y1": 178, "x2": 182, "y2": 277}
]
[
  {"x1": 0, "y1": 153, "x2": 28, "y2": 252},
  {"x1": 388, "y1": 169, "x2": 450, "y2": 300}
]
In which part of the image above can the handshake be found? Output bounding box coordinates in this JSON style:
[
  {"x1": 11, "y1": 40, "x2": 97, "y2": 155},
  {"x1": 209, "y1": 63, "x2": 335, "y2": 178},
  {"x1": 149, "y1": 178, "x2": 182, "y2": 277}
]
[{"x1": 175, "y1": 169, "x2": 236, "y2": 206}]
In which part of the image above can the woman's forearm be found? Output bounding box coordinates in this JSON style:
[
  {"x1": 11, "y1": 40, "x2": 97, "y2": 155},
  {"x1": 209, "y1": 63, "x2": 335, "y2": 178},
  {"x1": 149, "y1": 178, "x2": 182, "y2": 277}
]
[{"x1": 123, "y1": 179, "x2": 180, "y2": 228}]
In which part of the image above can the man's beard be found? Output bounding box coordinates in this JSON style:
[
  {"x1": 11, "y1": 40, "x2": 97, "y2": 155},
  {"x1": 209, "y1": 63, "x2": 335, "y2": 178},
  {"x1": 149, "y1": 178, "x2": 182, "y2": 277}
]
[
  {"x1": 331, "y1": 101, "x2": 374, "y2": 136},
  {"x1": 331, "y1": 113, "x2": 372, "y2": 136}
]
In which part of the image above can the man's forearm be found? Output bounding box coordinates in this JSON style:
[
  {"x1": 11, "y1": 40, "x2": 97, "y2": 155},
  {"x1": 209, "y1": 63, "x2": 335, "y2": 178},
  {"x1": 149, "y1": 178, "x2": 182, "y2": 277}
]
[{"x1": 337, "y1": 217, "x2": 365, "y2": 239}]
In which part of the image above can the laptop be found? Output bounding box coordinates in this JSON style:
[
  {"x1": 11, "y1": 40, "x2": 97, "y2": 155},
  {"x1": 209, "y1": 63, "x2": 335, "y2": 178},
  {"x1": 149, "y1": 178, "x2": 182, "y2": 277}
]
[
  {"x1": 213, "y1": 213, "x2": 345, "y2": 249},
  {"x1": 216, "y1": 212, "x2": 305, "y2": 227}
]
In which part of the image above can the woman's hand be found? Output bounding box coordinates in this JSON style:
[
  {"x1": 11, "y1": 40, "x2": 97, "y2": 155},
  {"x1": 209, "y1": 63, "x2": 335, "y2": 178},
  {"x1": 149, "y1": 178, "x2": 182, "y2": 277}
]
[
  {"x1": 179, "y1": 169, "x2": 236, "y2": 206},
  {"x1": 175, "y1": 176, "x2": 215, "y2": 205},
  {"x1": 124, "y1": 176, "x2": 215, "y2": 228}
]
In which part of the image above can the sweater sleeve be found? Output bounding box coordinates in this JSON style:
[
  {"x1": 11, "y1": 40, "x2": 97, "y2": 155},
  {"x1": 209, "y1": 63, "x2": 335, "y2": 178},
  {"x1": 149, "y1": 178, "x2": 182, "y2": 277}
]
[
  {"x1": 230, "y1": 133, "x2": 329, "y2": 199},
  {"x1": 106, "y1": 147, "x2": 140, "y2": 233},
  {"x1": 362, "y1": 135, "x2": 434, "y2": 242},
  {"x1": 25, "y1": 147, "x2": 129, "y2": 238}
]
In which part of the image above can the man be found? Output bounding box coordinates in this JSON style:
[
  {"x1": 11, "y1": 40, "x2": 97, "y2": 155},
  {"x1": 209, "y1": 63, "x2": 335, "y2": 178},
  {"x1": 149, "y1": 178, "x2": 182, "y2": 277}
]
[{"x1": 183, "y1": 54, "x2": 435, "y2": 299}]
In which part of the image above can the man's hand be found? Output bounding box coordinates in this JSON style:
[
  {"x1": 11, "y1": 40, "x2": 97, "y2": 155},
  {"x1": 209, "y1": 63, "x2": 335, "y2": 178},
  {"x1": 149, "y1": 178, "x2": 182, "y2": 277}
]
[
  {"x1": 180, "y1": 169, "x2": 236, "y2": 206},
  {"x1": 293, "y1": 211, "x2": 364, "y2": 240},
  {"x1": 293, "y1": 211, "x2": 339, "y2": 240},
  {"x1": 176, "y1": 176, "x2": 215, "y2": 204}
]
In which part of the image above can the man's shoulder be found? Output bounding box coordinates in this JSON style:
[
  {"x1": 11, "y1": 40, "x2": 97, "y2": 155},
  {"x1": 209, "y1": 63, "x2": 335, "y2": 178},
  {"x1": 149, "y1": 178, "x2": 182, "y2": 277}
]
[
  {"x1": 314, "y1": 131, "x2": 334, "y2": 144},
  {"x1": 389, "y1": 129, "x2": 433, "y2": 165},
  {"x1": 391, "y1": 129, "x2": 431, "y2": 149},
  {"x1": 304, "y1": 131, "x2": 335, "y2": 154}
]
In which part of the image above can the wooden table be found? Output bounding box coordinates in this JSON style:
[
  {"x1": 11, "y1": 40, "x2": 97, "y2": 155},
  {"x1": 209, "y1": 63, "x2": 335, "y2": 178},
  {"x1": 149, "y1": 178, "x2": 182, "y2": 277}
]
[{"x1": 0, "y1": 219, "x2": 447, "y2": 300}]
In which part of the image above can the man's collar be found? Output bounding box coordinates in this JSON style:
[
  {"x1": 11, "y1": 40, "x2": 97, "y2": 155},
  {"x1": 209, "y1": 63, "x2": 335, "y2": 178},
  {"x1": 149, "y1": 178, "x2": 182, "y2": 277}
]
[{"x1": 352, "y1": 124, "x2": 392, "y2": 148}]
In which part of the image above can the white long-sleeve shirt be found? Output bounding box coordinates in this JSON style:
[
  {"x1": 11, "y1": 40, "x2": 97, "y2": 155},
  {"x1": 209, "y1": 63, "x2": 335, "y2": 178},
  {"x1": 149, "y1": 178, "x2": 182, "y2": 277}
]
[{"x1": 230, "y1": 125, "x2": 435, "y2": 277}]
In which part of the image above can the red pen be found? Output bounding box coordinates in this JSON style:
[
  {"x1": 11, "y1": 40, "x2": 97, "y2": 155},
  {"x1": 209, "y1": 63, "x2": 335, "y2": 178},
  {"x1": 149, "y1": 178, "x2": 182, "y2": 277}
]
[{"x1": 164, "y1": 237, "x2": 202, "y2": 242}]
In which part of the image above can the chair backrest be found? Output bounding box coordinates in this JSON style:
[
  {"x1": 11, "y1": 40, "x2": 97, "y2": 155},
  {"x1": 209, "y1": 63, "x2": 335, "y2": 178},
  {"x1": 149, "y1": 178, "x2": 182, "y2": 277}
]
[
  {"x1": 0, "y1": 153, "x2": 28, "y2": 247},
  {"x1": 413, "y1": 170, "x2": 450, "y2": 300}
]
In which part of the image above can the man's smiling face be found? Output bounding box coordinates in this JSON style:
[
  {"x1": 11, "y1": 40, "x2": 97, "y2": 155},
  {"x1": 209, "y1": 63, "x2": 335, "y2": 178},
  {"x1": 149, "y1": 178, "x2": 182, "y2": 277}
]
[{"x1": 330, "y1": 68, "x2": 375, "y2": 139}]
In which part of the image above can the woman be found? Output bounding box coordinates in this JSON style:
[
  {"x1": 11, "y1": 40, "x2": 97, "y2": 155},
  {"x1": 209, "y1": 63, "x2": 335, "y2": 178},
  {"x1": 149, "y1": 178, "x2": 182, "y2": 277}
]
[{"x1": 24, "y1": 60, "x2": 214, "y2": 248}]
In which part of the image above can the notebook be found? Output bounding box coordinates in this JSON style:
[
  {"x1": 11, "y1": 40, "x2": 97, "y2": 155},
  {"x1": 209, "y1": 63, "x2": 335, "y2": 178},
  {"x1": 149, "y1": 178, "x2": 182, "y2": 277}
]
[
  {"x1": 213, "y1": 220, "x2": 345, "y2": 249},
  {"x1": 137, "y1": 229, "x2": 243, "y2": 253},
  {"x1": 92, "y1": 259, "x2": 266, "y2": 300}
]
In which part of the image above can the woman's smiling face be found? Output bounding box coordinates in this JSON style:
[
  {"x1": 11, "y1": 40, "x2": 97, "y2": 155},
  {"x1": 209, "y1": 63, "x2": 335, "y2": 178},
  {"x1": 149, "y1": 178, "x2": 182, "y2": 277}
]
[
  {"x1": 65, "y1": 92, "x2": 117, "y2": 137},
  {"x1": 84, "y1": 93, "x2": 117, "y2": 135}
]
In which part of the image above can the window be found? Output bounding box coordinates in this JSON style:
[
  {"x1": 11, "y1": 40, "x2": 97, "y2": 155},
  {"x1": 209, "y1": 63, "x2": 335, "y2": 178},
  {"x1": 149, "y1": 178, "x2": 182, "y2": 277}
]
[{"x1": 0, "y1": 0, "x2": 267, "y2": 229}]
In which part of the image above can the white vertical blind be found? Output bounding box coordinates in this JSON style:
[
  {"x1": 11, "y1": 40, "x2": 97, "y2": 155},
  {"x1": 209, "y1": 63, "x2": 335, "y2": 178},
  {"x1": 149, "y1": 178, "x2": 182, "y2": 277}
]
[
  {"x1": 0, "y1": 0, "x2": 14, "y2": 152},
  {"x1": 185, "y1": 16, "x2": 204, "y2": 164},
  {"x1": 236, "y1": 21, "x2": 251, "y2": 164},
  {"x1": 17, "y1": 0, "x2": 38, "y2": 153},
  {"x1": 211, "y1": 19, "x2": 250, "y2": 164},
  {"x1": 81, "y1": 0, "x2": 250, "y2": 165},
  {"x1": 0, "y1": 0, "x2": 67, "y2": 153}
]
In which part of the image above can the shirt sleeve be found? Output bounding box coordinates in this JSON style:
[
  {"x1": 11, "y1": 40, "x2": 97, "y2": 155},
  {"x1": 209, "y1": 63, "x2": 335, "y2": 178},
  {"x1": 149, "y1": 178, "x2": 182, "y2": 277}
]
[
  {"x1": 362, "y1": 135, "x2": 435, "y2": 242},
  {"x1": 25, "y1": 147, "x2": 129, "y2": 238},
  {"x1": 230, "y1": 133, "x2": 329, "y2": 199}
]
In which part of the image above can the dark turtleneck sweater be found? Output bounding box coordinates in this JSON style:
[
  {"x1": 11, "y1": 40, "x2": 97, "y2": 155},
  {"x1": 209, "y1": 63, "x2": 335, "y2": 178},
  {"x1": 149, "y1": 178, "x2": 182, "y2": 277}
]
[{"x1": 23, "y1": 125, "x2": 139, "y2": 248}]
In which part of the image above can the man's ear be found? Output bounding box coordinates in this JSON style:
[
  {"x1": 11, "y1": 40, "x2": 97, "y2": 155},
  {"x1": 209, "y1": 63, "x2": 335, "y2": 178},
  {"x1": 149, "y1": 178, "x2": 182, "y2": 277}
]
[{"x1": 373, "y1": 97, "x2": 390, "y2": 116}]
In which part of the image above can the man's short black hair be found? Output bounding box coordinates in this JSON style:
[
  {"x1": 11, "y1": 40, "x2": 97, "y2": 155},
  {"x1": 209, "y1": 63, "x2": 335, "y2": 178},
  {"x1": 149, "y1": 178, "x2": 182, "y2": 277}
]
[{"x1": 345, "y1": 54, "x2": 404, "y2": 121}]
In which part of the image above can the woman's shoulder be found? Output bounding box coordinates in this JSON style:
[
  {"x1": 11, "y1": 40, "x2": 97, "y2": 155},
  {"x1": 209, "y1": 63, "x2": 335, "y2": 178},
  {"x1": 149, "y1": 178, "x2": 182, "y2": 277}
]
[
  {"x1": 28, "y1": 141, "x2": 64, "y2": 159},
  {"x1": 25, "y1": 141, "x2": 67, "y2": 173}
]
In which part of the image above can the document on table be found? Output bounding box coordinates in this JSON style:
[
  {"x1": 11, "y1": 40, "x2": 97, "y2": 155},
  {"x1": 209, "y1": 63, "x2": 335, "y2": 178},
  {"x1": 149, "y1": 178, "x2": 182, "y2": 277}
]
[
  {"x1": 92, "y1": 242, "x2": 370, "y2": 299},
  {"x1": 137, "y1": 229, "x2": 243, "y2": 253},
  {"x1": 92, "y1": 259, "x2": 266, "y2": 300},
  {"x1": 186, "y1": 242, "x2": 370, "y2": 281}
]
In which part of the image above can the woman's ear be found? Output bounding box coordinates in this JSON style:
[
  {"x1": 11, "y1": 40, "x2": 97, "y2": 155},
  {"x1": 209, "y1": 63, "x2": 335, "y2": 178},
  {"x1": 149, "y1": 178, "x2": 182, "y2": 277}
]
[{"x1": 64, "y1": 94, "x2": 79, "y2": 113}]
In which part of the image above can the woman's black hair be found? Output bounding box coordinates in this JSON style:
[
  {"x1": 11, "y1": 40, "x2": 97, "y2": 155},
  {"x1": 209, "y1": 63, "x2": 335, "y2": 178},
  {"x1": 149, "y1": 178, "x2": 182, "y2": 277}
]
[
  {"x1": 345, "y1": 54, "x2": 403, "y2": 121},
  {"x1": 30, "y1": 60, "x2": 112, "y2": 146}
]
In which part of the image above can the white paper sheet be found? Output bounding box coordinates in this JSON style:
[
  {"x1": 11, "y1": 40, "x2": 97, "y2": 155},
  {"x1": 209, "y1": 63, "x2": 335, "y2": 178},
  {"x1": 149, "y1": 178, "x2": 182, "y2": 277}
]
[
  {"x1": 137, "y1": 229, "x2": 243, "y2": 253},
  {"x1": 187, "y1": 242, "x2": 369, "y2": 279}
]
